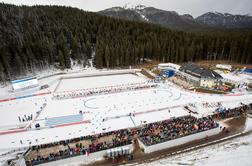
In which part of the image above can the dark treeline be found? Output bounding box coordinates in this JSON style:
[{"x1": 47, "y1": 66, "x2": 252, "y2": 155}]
[{"x1": 0, "y1": 3, "x2": 252, "y2": 82}]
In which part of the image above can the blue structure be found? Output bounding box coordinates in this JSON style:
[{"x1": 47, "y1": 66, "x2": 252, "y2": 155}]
[
  {"x1": 243, "y1": 69, "x2": 252, "y2": 74},
  {"x1": 46, "y1": 114, "x2": 83, "y2": 127},
  {"x1": 11, "y1": 76, "x2": 37, "y2": 84},
  {"x1": 162, "y1": 69, "x2": 175, "y2": 78}
]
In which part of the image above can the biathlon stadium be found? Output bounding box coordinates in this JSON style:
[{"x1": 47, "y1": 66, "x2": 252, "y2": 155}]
[{"x1": 0, "y1": 68, "x2": 252, "y2": 166}]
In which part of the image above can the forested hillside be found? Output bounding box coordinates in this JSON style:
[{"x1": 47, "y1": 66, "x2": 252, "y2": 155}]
[{"x1": 0, "y1": 3, "x2": 252, "y2": 82}]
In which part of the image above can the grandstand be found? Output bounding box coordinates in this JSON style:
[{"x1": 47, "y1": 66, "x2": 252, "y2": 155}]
[{"x1": 11, "y1": 76, "x2": 39, "y2": 91}]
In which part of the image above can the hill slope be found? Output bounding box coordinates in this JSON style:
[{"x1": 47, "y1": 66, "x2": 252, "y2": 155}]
[{"x1": 0, "y1": 3, "x2": 251, "y2": 82}]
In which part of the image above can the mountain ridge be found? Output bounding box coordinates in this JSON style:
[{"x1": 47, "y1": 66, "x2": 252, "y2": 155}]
[
  {"x1": 196, "y1": 11, "x2": 252, "y2": 28},
  {"x1": 98, "y1": 5, "x2": 252, "y2": 30}
]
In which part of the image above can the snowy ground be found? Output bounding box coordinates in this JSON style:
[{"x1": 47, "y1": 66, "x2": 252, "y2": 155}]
[
  {"x1": 0, "y1": 63, "x2": 96, "y2": 97},
  {"x1": 0, "y1": 72, "x2": 252, "y2": 150},
  {"x1": 215, "y1": 70, "x2": 252, "y2": 85},
  {"x1": 0, "y1": 69, "x2": 252, "y2": 165},
  {"x1": 56, "y1": 74, "x2": 146, "y2": 92},
  {"x1": 0, "y1": 96, "x2": 47, "y2": 129},
  {"x1": 136, "y1": 117, "x2": 252, "y2": 166}
]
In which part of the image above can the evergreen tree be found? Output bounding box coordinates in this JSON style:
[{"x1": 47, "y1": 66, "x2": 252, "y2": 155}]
[
  {"x1": 58, "y1": 50, "x2": 65, "y2": 68},
  {"x1": 104, "y1": 45, "x2": 110, "y2": 68},
  {"x1": 0, "y1": 3, "x2": 251, "y2": 82}
]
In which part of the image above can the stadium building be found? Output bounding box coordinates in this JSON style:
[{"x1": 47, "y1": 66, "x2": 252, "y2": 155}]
[
  {"x1": 178, "y1": 63, "x2": 223, "y2": 88},
  {"x1": 158, "y1": 63, "x2": 181, "y2": 71},
  {"x1": 11, "y1": 76, "x2": 39, "y2": 91},
  {"x1": 216, "y1": 64, "x2": 232, "y2": 71}
]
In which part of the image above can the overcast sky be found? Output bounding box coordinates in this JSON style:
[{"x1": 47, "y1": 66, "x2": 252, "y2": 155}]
[{"x1": 1, "y1": 0, "x2": 252, "y2": 17}]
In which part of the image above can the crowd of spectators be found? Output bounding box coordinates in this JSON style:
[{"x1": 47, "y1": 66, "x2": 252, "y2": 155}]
[
  {"x1": 26, "y1": 115, "x2": 220, "y2": 165},
  {"x1": 18, "y1": 114, "x2": 33, "y2": 123},
  {"x1": 213, "y1": 103, "x2": 251, "y2": 119},
  {"x1": 139, "y1": 116, "x2": 218, "y2": 146},
  {"x1": 25, "y1": 129, "x2": 133, "y2": 165},
  {"x1": 25, "y1": 103, "x2": 251, "y2": 165}
]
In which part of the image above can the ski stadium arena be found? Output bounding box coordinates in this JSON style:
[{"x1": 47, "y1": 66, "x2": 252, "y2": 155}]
[{"x1": 0, "y1": 69, "x2": 252, "y2": 166}]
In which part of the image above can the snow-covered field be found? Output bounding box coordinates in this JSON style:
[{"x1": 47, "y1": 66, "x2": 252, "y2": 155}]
[
  {"x1": 1, "y1": 71, "x2": 252, "y2": 149},
  {"x1": 0, "y1": 96, "x2": 46, "y2": 129},
  {"x1": 215, "y1": 70, "x2": 252, "y2": 85},
  {"x1": 56, "y1": 74, "x2": 146, "y2": 92},
  {"x1": 0, "y1": 69, "x2": 252, "y2": 165},
  {"x1": 0, "y1": 66, "x2": 96, "y2": 99}
]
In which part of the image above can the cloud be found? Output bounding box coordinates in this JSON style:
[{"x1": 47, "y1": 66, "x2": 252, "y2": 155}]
[{"x1": 1, "y1": 0, "x2": 252, "y2": 17}]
